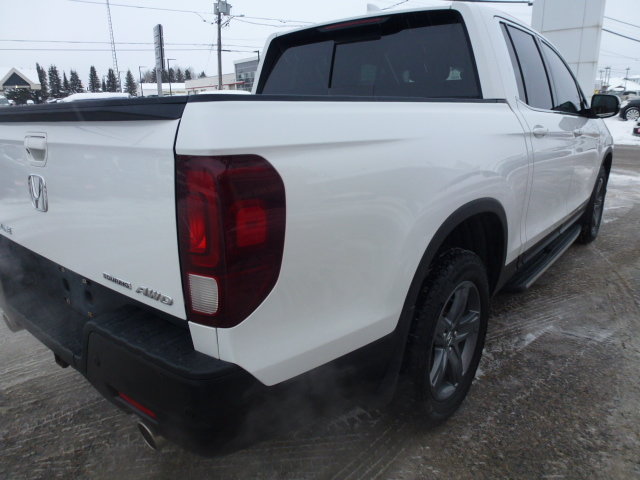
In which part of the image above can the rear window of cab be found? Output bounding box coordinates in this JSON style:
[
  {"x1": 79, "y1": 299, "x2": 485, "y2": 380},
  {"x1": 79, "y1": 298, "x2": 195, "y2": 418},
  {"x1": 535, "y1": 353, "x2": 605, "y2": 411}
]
[{"x1": 258, "y1": 10, "x2": 481, "y2": 99}]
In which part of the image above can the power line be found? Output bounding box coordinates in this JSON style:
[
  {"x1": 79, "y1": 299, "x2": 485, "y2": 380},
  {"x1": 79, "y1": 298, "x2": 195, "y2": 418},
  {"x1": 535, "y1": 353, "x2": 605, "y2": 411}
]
[
  {"x1": 604, "y1": 16, "x2": 640, "y2": 30},
  {"x1": 381, "y1": 1, "x2": 410, "y2": 10},
  {"x1": 602, "y1": 28, "x2": 640, "y2": 44},
  {"x1": 0, "y1": 47, "x2": 259, "y2": 53},
  {"x1": 68, "y1": 0, "x2": 212, "y2": 15},
  {"x1": 239, "y1": 15, "x2": 312, "y2": 24},
  {"x1": 231, "y1": 17, "x2": 308, "y2": 28},
  {"x1": 0, "y1": 38, "x2": 261, "y2": 48},
  {"x1": 68, "y1": 0, "x2": 313, "y2": 24},
  {"x1": 601, "y1": 50, "x2": 640, "y2": 62}
]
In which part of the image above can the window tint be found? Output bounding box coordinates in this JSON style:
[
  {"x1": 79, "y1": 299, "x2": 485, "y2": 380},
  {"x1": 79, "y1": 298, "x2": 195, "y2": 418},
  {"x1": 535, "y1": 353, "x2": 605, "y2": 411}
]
[
  {"x1": 506, "y1": 26, "x2": 552, "y2": 110},
  {"x1": 261, "y1": 41, "x2": 333, "y2": 95},
  {"x1": 501, "y1": 24, "x2": 526, "y2": 101},
  {"x1": 261, "y1": 11, "x2": 481, "y2": 99},
  {"x1": 540, "y1": 42, "x2": 583, "y2": 114}
]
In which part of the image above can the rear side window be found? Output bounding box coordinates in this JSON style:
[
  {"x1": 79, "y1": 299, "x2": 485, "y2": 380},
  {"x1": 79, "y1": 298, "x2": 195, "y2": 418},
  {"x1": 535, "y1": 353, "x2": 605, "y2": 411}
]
[
  {"x1": 260, "y1": 10, "x2": 481, "y2": 99},
  {"x1": 501, "y1": 24, "x2": 526, "y2": 101},
  {"x1": 540, "y1": 42, "x2": 583, "y2": 114},
  {"x1": 258, "y1": 41, "x2": 333, "y2": 96},
  {"x1": 504, "y1": 25, "x2": 552, "y2": 110}
]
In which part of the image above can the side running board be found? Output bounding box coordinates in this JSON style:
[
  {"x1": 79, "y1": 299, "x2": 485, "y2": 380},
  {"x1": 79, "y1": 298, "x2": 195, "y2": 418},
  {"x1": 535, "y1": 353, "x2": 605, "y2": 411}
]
[{"x1": 505, "y1": 224, "x2": 581, "y2": 292}]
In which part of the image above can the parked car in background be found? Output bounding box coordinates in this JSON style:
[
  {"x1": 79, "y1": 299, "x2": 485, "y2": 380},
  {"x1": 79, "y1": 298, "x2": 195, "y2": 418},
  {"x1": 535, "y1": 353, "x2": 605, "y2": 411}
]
[
  {"x1": 633, "y1": 120, "x2": 640, "y2": 137},
  {"x1": 619, "y1": 98, "x2": 640, "y2": 121},
  {"x1": 620, "y1": 90, "x2": 640, "y2": 102}
]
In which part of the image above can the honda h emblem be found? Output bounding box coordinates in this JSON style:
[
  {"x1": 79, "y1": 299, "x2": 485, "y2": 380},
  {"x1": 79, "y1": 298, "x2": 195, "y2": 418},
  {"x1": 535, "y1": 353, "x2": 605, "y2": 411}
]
[{"x1": 27, "y1": 174, "x2": 48, "y2": 212}]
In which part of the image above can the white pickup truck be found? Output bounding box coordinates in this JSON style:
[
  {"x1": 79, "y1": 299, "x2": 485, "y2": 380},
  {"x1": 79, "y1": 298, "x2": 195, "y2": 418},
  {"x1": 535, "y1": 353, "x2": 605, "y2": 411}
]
[{"x1": 0, "y1": 3, "x2": 619, "y2": 453}]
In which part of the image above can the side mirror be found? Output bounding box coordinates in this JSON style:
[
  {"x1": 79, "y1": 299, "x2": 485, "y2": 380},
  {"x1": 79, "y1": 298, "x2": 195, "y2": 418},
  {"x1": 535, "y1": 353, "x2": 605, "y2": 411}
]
[{"x1": 590, "y1": 94, "x2": 620, "y2": 118}]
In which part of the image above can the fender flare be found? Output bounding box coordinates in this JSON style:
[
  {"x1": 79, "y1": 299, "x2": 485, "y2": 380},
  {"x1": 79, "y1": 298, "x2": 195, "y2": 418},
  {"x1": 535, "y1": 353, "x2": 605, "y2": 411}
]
[{"x1": 376, "y1": 198, "x2": 508, "y2": 398}]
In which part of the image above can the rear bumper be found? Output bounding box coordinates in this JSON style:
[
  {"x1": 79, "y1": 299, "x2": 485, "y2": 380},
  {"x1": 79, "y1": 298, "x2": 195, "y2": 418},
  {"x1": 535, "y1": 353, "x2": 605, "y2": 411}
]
[
  {"x1": 0, "y1": 236, "x2": 265, "y2": 453},
  {"x1": 1, "y1": 235, "x2": 398, "y2": 453}
]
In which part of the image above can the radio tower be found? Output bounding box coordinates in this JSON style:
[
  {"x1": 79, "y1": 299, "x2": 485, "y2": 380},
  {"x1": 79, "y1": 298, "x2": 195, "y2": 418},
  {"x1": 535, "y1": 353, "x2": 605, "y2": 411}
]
[{"x1": 105, "y1": 0, "x2": 121, "y2": 91}]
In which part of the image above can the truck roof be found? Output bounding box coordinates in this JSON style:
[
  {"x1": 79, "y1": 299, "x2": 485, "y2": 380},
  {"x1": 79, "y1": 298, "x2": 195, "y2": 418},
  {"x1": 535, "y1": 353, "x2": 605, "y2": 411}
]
[{"x1": 266, "y1": 1, "x2": 528, "y2": 43}]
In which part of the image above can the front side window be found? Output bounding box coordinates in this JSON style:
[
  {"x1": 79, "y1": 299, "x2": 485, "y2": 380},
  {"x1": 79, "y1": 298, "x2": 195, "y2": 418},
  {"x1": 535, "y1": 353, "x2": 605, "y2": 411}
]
[
  {"x1": 260, "y1": 10, "x2": 481, "y2": 99},
  {"x1": 540, "y1": 42, "x2": 583, "y2": 114},
  {"x1": 505, "y1": 25, "x2": 553, "y2": 110}
]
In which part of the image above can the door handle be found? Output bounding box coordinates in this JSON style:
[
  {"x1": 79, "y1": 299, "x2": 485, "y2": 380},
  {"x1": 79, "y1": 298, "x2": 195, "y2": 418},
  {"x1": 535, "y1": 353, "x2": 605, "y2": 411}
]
[
  {"x1": 24, "y1": 133, "x2": 48, "y2": 166},
  {"x1": 532, "y1": 126, "x2": 548, "y2": 138},
  {"x1": 573, "y1": 129, "x2": 583, "y2": 137}
]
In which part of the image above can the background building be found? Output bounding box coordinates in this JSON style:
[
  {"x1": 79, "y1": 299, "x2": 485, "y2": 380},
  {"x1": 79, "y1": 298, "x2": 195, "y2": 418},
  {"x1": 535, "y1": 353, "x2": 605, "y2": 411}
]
[
  {"x1": 138, "y1": 82, "x2": 186, "y2": 96},
  {"x1": 234, "y1": 57, "x2": 260, "y2": 92},
  {"x1": 0, "y1": 67, "x2": 41, "y2": 93},
  {"x1": 185, "y1": 73, "x2": 241, "y2": 94},
  {"x1": 532, "y1": 0, "x2": 606, "y2": 96}
]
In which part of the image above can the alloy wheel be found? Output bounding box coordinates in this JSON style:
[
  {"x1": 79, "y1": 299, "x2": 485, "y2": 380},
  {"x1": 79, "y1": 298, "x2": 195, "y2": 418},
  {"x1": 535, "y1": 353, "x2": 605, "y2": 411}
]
[{"x1": 429, "y1": 280, "x2": 481, "y2": 401}]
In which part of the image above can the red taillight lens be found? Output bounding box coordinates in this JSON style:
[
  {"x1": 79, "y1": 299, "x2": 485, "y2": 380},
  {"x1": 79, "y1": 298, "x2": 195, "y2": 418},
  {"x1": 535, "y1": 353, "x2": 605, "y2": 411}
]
[
  {"x1": 176, "y1": 155, "x2": 285, "y2": 328},
  {"x1": 233, "y1": 199, "x2": 267, "y2": 247}
]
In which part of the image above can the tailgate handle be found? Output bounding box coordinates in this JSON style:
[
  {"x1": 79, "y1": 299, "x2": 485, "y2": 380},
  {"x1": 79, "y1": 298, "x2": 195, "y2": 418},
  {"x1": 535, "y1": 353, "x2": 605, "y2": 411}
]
[{"x1": 25, "y1": 134, "x2": 48, "y2": 166}]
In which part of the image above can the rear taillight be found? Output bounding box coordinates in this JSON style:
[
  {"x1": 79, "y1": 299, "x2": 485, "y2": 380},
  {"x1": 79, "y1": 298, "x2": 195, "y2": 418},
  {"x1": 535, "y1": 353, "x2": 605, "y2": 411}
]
[{"x1": 176, "y1": 155, "x2": 285, "y2": 328}]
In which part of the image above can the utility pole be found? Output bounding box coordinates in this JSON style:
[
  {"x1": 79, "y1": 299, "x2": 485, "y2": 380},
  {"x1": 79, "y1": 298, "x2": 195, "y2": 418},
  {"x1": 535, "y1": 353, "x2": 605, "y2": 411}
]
[
  {"x1": 105, "y1": 0, "x2": 121, "y2": 92},
  {"x1": 138, "y1": 66, "x2": 146, "y2": 97},
  {"x1": 167, "y1": 58, "x2": 176, "y2": 96},
  {"x1": 625, "y1": 67, "x2": 630, "y2": 89},
  {"x1": 215, "y1": 1, "x2": 232, "y2": 90}
]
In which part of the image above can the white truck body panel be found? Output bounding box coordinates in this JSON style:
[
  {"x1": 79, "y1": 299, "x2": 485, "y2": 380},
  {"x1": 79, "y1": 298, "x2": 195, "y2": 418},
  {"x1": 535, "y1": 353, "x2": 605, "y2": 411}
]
[
  {"x1": 0, "y1": 120, "x2": 187, "y2": 318},
  {"x1": 177, "y1": 100, "x2": 530, "y2": 384}
]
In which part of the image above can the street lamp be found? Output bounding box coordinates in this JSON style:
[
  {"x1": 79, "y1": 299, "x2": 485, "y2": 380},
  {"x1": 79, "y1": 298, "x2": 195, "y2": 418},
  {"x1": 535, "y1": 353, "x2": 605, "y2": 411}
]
[
  {"x1": 117, "y1": 71, "x2": 125, "y2": 93},
  {"x1": 166, "y1": 58, "x2": 176, "y2": 96},
  {"x1": 138, "y1": 66, "x2": 147, "y2": 97}
]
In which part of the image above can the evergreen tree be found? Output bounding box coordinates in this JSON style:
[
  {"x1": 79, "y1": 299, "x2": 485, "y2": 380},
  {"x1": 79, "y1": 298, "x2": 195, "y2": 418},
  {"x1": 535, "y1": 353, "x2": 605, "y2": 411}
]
[
  {"x1": 125, "y1": 70, "x2": 137, "y2": 96},
  {"x1": 198, "y1": 71, "x2": 206, "y2": 78},
  {"x1": 161, "y1": 69, "x2": 169, "y2": 83},
  {"x1": 149, "y1": 69, "x2": 157, "y2": 83},
  {"x1": 176, "y1": 67, "x2": 185, "y2": 83},
  {"x1": 4, "y1": 88, "x2": 37, "y2": 105},
  {"x1": 184, "y1": 68, "x2": 192, "y2": 81},
  {"x1": 106, "y1": 68, "x2": 118, "y2": 92},
  {"x1": 47, "y1": 65, "x2": 62, "y2": 98},
  {"x1": 69, "y1": 70, "x2": 84, "y2": 93},
  {"x1": 62, "y1": 72, "x2": 70, "y2": 96},
  {"x1": 88, "y1": 66, "x2": 100, "y2": 92},
  {"x1": 168, "y1": 68, "x2": 176, "y2": 83},
  {"x1": 35, "y1": 63, "x2": 48, "y2": 100},
  {"x1": 101, "y1": 79, "x2": 107, "y2": 92}
]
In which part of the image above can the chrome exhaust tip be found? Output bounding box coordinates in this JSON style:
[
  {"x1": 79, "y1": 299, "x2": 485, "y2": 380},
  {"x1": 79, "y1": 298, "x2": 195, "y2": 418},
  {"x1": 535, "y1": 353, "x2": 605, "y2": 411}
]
[
  {"x1": 1, "y1": 308, "x2": 24, "y2": 333},
  {"x1": 137, "y1": 421, "x2": 166, "y2": 451}
]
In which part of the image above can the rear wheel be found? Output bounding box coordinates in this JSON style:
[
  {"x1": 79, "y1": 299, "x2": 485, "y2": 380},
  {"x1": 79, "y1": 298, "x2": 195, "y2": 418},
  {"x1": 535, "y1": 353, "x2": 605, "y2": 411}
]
[
  {"x1": 406, "y1": 248, "x2": 489, "y2": 422},
  {"x1": 577, "y1": 166, "x2": 608, "y2": 244},
  {"x1": 625, "y1": 107, "x2": 640, "y2": 122}
]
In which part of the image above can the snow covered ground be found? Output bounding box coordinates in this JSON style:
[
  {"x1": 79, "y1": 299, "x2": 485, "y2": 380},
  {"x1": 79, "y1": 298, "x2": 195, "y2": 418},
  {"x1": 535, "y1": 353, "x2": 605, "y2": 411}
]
[{"x1": 603, "y1": 117, "x2": 640, "y2": 146}]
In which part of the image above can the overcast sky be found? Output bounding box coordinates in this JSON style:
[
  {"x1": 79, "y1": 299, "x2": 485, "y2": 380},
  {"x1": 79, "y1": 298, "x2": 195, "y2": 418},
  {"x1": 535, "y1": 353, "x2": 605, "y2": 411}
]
[{"x1": 1, "y1": 0, "x2": 639, "y2": 85}]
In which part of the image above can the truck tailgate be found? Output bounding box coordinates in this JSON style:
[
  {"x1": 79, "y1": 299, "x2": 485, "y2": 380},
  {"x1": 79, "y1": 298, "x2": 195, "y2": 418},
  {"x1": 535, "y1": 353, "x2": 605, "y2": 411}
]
[{"x1": 0, "y1": 99, "x2": 187, "y2": 319}]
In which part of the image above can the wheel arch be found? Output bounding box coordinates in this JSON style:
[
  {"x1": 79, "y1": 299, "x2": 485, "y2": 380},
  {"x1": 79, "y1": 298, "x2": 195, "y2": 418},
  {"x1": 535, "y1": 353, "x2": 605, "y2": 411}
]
[
  {"x1": 377, "y1": 198, "x2": 508, "y2": 397},
  {"x1": 602, "y1": 148, "x2": 613, "y2": 177}
]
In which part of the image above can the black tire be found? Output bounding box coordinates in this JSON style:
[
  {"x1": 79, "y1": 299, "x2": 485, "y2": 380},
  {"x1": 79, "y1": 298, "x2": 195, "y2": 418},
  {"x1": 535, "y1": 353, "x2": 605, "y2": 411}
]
[
  {"x1": 577, "y1": 166, "x2": 608, "y2": 244},
  {"x1": 406, "y1": 248, "x2": 489, "y2": 423},
  {"x1": 624, "y1": 107, "x2": 640, "y2": 122}
]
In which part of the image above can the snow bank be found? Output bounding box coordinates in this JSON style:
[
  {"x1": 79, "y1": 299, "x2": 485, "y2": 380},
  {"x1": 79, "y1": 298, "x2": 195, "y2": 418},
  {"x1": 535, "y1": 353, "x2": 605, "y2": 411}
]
[
  {"x1": 603, "y1": 117, "x2": 640, "y2": 147},
  {"x1": 60, "y1": 92, "x2": 130, "y2": 102}
]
